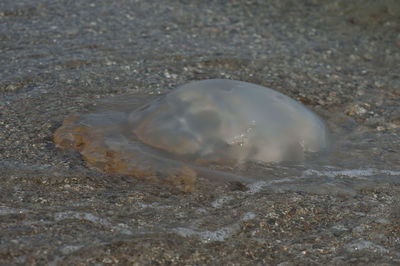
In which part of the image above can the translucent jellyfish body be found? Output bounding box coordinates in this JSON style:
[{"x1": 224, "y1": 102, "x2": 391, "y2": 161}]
[{"x1": 54, "y1": 79, "x2": 329, "y2": 191}]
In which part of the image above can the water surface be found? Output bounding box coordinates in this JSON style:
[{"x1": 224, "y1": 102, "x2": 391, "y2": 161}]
[{"x1": 1, "y1": 0, "x2": 399, "y2": 264}]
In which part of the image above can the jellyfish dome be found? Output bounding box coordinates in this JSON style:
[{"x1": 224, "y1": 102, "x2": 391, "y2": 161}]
[{"x1": 130, "y1": 79, "x2": 329, "y2": 163}]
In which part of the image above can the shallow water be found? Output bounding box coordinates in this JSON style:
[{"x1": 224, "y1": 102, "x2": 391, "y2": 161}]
[{"x1": 1, "y1": 0, "x2": 400, "y2": 264}]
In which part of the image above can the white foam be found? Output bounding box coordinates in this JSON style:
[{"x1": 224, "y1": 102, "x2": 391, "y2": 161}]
[
  {"x1": 303, "y1": 168, "x2": 400, "y2": 179},
  {"x1": 60, "y1": 245, "x2": 84, "y2": 255},
  {"x1": 0, "y1": 206, "x2": 29, "y2": 215},
  {"x1": 173, "y1": 225, "x2": 239, "y2": 243},
  {"x1": 346, "y1": 239, "x2": 388, "y2": 253},
  {"x1": 246, "y1": 181, "x2": 268, "y2": 194},
  {"x1": 242, "y1": 212, "x2": 256, "y2": 221},
  {"x1": 173, "y1": 212, "x2": 256, "y2": 243},
  {"x1": 245, "y1": 177, "x2": 303, "y2": 194},
  {"x1": 54, "y1": 211, "x2": 133, "y2": 235},
  {"x1": 211, "y1": 196, "x2": 233, "y2": 208},
  {"x1": 135, "y1": 202, "x2": 172, "y2": 209}
]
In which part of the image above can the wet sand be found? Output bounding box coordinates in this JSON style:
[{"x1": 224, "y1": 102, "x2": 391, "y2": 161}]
[{"x1": 1, "y1": 0, "x2": 400, "y2": 264}]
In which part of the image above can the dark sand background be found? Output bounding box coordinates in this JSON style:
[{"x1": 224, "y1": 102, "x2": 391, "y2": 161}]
[{"x1": 1, "y1": 0, "x2": 400, "y2": 264}]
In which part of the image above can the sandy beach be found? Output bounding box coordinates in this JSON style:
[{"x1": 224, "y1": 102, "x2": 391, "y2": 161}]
[{"x1": 1, "y1": 0, "x2": 400, "y2": 264}]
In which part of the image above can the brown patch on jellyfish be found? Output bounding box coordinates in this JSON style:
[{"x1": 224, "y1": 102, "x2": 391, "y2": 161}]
[
  {"x1": 53, "y1": 114, "x2": 196, "y2": 191},
  {"x1": 53, "y1": 115, "x2": 92, "y2": 150}
]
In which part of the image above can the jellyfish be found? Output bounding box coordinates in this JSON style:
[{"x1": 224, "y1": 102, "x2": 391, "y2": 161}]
[{"x1": 54, "y1": 79, "x2": 329, "y2": 191}]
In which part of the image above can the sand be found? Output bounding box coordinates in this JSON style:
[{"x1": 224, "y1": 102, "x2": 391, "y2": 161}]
[{"x1": 1, "y1": 0, "x2": 400, "y2": 264}]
